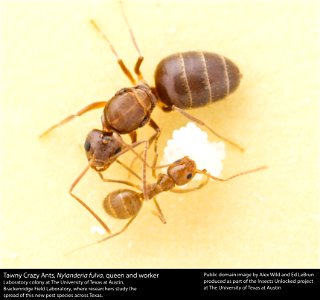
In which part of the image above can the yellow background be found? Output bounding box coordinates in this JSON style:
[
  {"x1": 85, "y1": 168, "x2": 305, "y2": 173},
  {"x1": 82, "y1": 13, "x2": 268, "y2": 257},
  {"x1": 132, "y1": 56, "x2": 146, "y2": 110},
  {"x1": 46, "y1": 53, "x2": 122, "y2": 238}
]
[{"x1": 1, "y1": 0, "x2": 319, "y2": 268}]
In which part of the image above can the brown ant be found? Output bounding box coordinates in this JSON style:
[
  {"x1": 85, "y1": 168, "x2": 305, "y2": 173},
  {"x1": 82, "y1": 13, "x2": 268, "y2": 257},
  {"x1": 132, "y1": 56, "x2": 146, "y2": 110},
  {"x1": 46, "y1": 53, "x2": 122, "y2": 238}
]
[
  {"x1": 67, "y1": 145, "x2": 267, "y2": 254},
  {"x1": 40, "y1": 2, "x2": 243, "y2": 151},
  {"x1": 37, "y1": 3, "x2": 260, "y2": 253}
]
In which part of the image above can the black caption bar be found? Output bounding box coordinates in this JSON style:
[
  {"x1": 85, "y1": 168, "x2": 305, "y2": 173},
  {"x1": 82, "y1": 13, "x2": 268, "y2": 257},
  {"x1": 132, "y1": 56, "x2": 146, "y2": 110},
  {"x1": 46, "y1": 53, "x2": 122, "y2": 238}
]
[{"x1": 1, "y1": 269, "x2": 319, "y2": 298}]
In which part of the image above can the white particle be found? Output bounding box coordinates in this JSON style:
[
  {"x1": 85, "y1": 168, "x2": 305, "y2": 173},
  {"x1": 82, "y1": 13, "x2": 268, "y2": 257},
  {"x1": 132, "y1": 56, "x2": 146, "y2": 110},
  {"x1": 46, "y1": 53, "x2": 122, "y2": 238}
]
[
  {"x1": 161, "y1": 122, "x2": 225, "y2": 186},
  {"x1": 91, "y1": 226, "x2": 106, "y2": 235}
]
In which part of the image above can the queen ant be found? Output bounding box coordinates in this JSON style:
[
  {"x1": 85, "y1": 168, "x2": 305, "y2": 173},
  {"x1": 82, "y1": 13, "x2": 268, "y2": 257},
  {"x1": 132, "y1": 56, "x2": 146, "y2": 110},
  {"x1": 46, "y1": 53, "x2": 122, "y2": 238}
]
[{"x1": 40, "y1": 2, "x2": 243, "y2": 152}]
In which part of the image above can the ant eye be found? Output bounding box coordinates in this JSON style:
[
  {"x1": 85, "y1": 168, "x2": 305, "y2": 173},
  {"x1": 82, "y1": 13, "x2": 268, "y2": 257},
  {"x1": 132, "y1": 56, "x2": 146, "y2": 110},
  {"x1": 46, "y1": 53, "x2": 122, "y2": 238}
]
[
  {"x1": 187, "y1": 173, "x2": 193, "y2": 179},
  {"x1": 115, "y1": 147, "x2": 121, "y2": 154},
  {"x1": 84, "y1": 140, "x2": 91, "y2": 152}
]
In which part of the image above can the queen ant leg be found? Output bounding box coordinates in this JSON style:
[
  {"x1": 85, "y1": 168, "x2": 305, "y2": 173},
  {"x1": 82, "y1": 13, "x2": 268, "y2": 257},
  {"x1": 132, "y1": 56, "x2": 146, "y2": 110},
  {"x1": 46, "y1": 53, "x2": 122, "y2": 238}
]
[
  {"x1": 162, "y1": 105, "x2": 244, "y2": 152},
  {"x1": 148, "y1": 119, "x2": 162, "y2": 178},
  {"x1": 129, "y1": 131, "x2": 137, "y2": 143},
  {"x1": 40, "y1": 101, "x2": 107, "y2": 138},
  {"x1": 128, "y1": 119, "x2": 161, "y2": 179}
]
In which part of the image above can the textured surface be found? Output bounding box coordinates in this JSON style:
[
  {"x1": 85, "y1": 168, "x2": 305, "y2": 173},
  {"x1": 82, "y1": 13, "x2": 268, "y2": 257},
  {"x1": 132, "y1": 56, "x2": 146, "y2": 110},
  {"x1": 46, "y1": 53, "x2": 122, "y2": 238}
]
[{"x1": 0, "y1": 1, "x2": 319, "y2": 268}]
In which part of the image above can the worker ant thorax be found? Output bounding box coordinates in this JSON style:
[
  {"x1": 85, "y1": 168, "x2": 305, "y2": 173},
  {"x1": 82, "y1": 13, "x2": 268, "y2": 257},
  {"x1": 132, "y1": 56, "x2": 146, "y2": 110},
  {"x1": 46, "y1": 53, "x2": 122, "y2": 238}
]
[{"x1": 144, "y1": 157, "x2": 198, "y2": 199}]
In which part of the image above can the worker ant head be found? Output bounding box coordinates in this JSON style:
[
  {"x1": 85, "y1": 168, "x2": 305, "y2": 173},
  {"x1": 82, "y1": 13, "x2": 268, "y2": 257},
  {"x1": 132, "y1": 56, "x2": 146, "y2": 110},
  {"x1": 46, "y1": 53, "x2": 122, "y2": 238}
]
[
  {"x1": 167, "y1": 156, "x2": 197, "y2": 186},
  {"x1": 84, "y1": 129, "x2": 123, "y2": 171}
]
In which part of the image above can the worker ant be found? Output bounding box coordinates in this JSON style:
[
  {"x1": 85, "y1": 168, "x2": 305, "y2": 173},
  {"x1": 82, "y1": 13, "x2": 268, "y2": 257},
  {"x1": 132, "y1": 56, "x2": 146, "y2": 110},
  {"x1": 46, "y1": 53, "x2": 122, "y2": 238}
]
[{"x1": 66, "y1": 141, "x2": 266, "y2": 254}]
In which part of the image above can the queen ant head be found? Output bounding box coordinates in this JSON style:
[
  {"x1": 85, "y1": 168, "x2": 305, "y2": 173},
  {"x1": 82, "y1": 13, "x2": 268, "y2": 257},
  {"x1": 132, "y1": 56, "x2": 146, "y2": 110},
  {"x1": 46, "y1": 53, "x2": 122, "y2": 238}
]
[{"x1": 84, "y1": 129, "x2": 123, "y2": 171}]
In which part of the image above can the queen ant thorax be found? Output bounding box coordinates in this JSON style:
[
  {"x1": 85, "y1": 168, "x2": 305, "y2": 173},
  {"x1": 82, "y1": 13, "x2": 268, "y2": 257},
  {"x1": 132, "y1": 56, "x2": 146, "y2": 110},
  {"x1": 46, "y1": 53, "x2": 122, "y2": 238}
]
[{"x1": 40, "y1": 2, "x2": 244, "y2": 151}]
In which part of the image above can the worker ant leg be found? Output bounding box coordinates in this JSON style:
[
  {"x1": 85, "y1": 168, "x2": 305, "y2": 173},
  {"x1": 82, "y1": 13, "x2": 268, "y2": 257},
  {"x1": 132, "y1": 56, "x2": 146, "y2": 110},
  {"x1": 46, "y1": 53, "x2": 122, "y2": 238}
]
[{"x1": 152, "y1": 197, "x2": 167, "y2": 224}]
